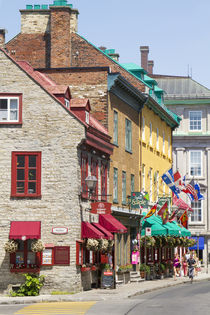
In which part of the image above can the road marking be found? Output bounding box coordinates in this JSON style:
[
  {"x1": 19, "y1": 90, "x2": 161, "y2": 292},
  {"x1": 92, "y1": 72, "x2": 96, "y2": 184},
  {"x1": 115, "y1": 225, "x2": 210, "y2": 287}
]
[{"x1": 15, "y1": 301, "x2": 96, "y2": 315}]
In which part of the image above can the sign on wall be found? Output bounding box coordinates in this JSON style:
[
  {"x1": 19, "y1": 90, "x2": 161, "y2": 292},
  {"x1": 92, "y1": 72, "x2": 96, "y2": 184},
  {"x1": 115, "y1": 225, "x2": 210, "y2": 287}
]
[
  {"x1": 42, "y1": 248, "x2": 53, "y2": 266},
  {"x1": 52, "y1": 227, "x2": 68, "y2": 235},
  {"x1": 130, "y1": 192, "x2": 149, "y2": 210},
  {"x1": 90, "y1": 202, "x2": 112, "y2": 214}
]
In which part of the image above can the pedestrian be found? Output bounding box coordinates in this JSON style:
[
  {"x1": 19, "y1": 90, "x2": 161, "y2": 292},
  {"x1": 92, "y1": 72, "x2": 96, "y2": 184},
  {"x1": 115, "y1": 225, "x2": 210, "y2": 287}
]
[
  {"x1": 193, "y1": 252, "x2": 199, "y2": 276},
  {"x1": 182, "y1": 255, "x2": 188, "y2": 277},
  {"x1": 173, "y1": 253, "x2": 181, "y2": 280},
  {"x1": 187, "y1": 253, "x2": 196, "y2": 283}
]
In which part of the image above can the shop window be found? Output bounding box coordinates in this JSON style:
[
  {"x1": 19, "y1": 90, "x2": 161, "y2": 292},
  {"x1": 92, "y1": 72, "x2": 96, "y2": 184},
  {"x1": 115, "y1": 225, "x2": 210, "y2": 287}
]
[
  {"x1": 81, "y1": 154, "x2": 88, "y2": 199},
  {"x1": 101, "y1": 162, "x2": 107, "y2": 201},
  {"x1": 10, "y1": 239, "x2": 40, "y2": 272},
  {"x1": 11, "y1": 152, "x2": 41, "y2": 197},
  {"x1": 0, "y1": 94, "x2": 22, "y2": 124},
  {"x1": 76, "y1": 241, "x2": 84, "y2": 266},
  {"x1": 54, "y1": 246, "x2": 70, "y2": 265},
  {"x1": 91, "y1": 158, "x2": 98, "y2": 200}
]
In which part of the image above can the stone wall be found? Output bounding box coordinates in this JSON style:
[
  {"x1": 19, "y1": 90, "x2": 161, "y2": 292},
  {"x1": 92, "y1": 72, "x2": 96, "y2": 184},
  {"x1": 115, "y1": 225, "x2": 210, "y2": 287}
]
[{"x1": 0, "y1": 50, "x2": 85, "y2": 293}]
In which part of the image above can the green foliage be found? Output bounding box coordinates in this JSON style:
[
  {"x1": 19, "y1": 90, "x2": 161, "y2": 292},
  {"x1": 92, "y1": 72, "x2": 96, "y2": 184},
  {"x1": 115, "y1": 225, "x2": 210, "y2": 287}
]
[
  {"x1": 118, "y1": 263, "x2": 133, "y2": 272},
  {"x1": 140, "y1": 263, "x2": 150, "y2": 274},
  {"x1": 101, "y1": 263, "x2": 111, "y2": 270},
  {"x1": 159, "y1": 263, "x2": 166, "y2": 272},
  {"x1": 155, "y1": 236, "x2": 162, "y2": 248},
  {"x1": 140, "y1": 236, "x2": 156, "y2": 247},
  {"x1": 51, "y1": 291, "x2": 75, "y2": 295},
  {"x1": 10, "y1": 273, "x2": 45, "y2": 297}
]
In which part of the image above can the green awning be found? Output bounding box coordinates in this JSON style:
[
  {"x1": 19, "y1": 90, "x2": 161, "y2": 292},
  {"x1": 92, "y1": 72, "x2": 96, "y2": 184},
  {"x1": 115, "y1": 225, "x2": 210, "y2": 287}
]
[
  {"x1": 141, "y1": 216, "x2": 167, "y2": 236},
  {"x1": 171, "y1": 221, "x2": 191, "y2": 237}
]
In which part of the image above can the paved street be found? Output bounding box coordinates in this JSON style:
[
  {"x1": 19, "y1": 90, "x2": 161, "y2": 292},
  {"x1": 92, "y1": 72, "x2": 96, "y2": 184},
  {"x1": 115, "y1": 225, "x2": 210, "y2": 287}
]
[{"x1": 0, "y1": 280, "x2": 210, "y2": 315}]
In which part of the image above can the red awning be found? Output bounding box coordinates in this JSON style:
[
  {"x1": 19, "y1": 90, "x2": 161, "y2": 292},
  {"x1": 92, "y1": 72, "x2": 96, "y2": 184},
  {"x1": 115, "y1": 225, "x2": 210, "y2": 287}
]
[
  {"x1": 92, "y1": 223, "x2": 113, "y2": 240},
  {"x1": 99, "y1": 214, "x2": 127, "y2": 234},
  {"x1": 81, "y1": 221, "x2": 104, "y2": 239},
  {"x1": 173, "y1": 195, "x2": 193, "y2": 212},
  {"x1": 9, "y1": 221, "x2": 41, "y2": 240}
]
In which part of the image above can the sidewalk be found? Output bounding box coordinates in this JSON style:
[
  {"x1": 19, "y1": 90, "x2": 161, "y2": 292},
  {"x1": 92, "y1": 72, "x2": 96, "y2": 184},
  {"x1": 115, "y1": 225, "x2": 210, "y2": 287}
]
[{"x1": 0, "y1": 270, "x2": 210, "y2": 305}]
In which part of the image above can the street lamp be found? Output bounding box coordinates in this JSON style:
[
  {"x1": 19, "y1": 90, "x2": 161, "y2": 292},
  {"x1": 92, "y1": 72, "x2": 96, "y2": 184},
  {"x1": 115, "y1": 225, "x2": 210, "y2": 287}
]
[
  {"x1": 85, "y1": 175, "x2": 97, "y2": 198},
  {"x1": 196, "y1": 231, "x2": 200, "y2": 260}
]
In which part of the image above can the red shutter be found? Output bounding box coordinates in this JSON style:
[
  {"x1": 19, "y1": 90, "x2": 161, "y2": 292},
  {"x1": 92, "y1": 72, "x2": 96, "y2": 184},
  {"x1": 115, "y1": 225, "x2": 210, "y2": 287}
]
[
  {"x1": 10, "y1": 253, "x2": 16, "y2": 264},
  {"x1": 54, "y1": 246, "x2": 70, "y2": 265},
  {"x1": 76, "y1": 241, "x2": 83, "y2": 266}
]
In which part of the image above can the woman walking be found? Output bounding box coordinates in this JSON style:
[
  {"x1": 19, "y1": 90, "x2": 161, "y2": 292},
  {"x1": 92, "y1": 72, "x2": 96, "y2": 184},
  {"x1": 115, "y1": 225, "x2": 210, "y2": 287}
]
[
  {"x1": 173, "y1": 253, "x2": 181, "y2": 280},
  {"x1": 187, "y1": 253, "x2": 196, "y2": 284}
]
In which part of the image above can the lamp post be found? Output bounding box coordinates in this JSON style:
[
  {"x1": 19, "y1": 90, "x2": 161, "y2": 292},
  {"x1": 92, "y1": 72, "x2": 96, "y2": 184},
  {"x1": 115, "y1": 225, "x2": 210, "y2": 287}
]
[
  {"x1": 85, "y1": 175, "x2": 97, "y2": 199},
  {"x1": 196, "y1": 231, "x2": 200, "y2": 260}
]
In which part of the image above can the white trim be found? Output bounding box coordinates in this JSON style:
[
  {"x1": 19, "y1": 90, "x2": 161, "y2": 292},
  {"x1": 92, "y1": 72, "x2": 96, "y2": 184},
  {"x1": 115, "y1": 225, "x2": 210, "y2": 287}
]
[
  {"x1": 189, "y1": 110, "x2": 202, "y2": 131},
  {"x1": 189, "y1": 150, "x2": 202, "y2": 177},
  {"x1": 0, "y1": 96, "x2": 19, "y2": 122},
  {"x1": 189, "y1": 200, "x2": 203, "y2": 224}
]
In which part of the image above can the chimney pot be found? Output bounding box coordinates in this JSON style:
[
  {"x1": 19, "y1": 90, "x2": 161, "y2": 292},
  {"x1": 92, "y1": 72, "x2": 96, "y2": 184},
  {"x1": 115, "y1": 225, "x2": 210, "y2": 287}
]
[
  {"x1": 148, "y1": 60, "x2": 154, "y2": 74},
  {"x1": 140, "y1": 46, "x2": 149, "y2": 72}
]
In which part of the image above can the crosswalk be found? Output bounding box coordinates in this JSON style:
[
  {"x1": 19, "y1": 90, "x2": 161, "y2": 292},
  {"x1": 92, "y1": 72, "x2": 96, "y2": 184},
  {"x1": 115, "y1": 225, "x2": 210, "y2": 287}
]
[{"x1": 15, "y1": 302, "x2": 96, "y2": 315}]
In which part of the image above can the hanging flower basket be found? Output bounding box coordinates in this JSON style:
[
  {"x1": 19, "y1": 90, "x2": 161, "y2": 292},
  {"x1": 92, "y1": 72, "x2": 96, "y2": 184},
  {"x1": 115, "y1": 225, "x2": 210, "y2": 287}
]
[
  {"x1": 140, "y1": 236, "x2": 155, "y2": 248},
  {"x1": 166, "y1": 236, "x2": 176, "y2": 248},
  {"x1": 31, "y1": 240, "x2": 45, "y2": 252},
  {"x1": 4, "y1": 240, "x2": 18, "y2": 253},
  {"x1": 86, "y1": 238, "x2": 99, "y2": 251},
  {"x1": 98, "y1": 239, "x2": 109, "y2": 252}
]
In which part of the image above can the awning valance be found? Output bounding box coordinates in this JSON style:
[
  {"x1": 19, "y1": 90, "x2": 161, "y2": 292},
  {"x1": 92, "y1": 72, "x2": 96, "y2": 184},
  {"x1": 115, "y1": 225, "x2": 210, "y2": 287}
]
[
  {"x1": 81, "y1": 221, "x2": 104, "y2": 239},
  {"x1": 92, "y1": 223, "x2": 113, "y2": 240},
  {"x1": 141, "y1": 216, "x2": 167, "y2": 236},
  {"x1": 99, "y1": 214, "x2": 127, "y2": 233},
  {"x1": 9, "y1": 221, "x2": 41, "y2": 240},
  {"x1": 189, "y1": 236, "x2": 204, "y2": 250}
]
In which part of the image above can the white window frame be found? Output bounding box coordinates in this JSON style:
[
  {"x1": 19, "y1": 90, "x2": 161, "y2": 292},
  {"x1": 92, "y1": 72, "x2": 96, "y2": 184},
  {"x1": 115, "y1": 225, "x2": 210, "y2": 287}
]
[
  {"x1": 189, "y1": 111, "x2": 202, "y2": 131},
  {"x1": 189, "y1": 150, "x2": 202, "y2": 177},
  {"x1": 0, "y1": 97, "x2": 19, "y2": 122},
  {"x1": 65, "y1": 99, "x2": 70, "y2": 109},
  {"x1": 189, "y1": 200, "x2": 203, "y2": 223},
  {"x1": 156, "y1": 128, "x2": 159, "y2": 150},
  {"x1": 149, "y1": 122, "x2": 152, "y2": 146},
  {"x1": 85, "y1": 111, "x2": 89, "y2": 124},
  {"x1": 113, "y1": 110, "x2": 118, "y2": 145}
]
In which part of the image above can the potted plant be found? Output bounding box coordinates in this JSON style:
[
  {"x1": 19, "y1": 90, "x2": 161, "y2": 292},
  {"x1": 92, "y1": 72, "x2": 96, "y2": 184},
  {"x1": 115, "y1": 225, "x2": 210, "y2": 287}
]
[
  {"x1": 159, "y1": 263, "x2": 166, "y2": 279},
  {"x1": 140, "y1": 263, "x2": 147, "y2": 279},
  {"x1": 81, "y1": 264, "x2": 91, "y2": 272}
]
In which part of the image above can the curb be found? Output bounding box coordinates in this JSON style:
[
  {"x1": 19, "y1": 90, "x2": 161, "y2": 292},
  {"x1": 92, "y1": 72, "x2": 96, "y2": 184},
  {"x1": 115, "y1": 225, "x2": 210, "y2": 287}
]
[{"x1": 0, "y1": 276, "x2": 210, "y2": 305}]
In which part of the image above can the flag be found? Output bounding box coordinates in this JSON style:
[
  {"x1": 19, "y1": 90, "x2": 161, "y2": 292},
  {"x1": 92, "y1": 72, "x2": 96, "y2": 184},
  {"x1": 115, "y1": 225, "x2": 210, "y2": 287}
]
[
  {"x1": 172, "y1": 195, "x2": 193, "y2": 212},
  {"x1": 182, "y1": 179, "x2": 198, "y2": 201},
  {"x1": 173, "y1": 170, "x2": 182, "y2": 187},
  {"x1": 161, "y1": 168, "x2": 180, "y2": 198},
  {"x1": 180, "y1": 210, "x2": 188, "y2": 228},
  {"x1": 194, "y1": 182, "x2": 204, "y2": 201},
  {"x1": 143, "y1": 203, "x2": 157, "y2": 220},
  {"x1": 158, "y1": 201, "x2": 169, "y2": 224},
  {"x1": 143, "y1": 192, "x2": 149, "y2": 201},
  {"x1": 169, "y1": 208, "x2": 180, "y2": 222}
]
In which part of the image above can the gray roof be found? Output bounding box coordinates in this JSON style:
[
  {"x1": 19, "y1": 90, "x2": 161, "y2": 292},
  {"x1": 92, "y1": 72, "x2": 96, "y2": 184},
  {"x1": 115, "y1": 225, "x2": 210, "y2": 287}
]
[{"x1": 153, "y1": 76, "x2": 210, "y2": 100}]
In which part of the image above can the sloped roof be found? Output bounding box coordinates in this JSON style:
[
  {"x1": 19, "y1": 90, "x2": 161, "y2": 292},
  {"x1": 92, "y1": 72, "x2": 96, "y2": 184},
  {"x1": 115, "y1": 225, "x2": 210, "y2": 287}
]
[
  {"x1": 70, "y1": 98, "x2": 90, "y2": 108},
  {"x1": 153, "y1": 75, "x2": 210, "y2": 99},
  {"x1": 89, "y1": 115, "x2": 108, "y2": 135}
]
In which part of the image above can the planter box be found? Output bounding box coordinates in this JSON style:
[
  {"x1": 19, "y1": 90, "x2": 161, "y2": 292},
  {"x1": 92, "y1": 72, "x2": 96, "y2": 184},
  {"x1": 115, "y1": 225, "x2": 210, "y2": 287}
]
[
  {"x1": 81, "y1": 267, "x2": 91, "y2": 272},
  {"x1": 116, "y1": 271, "x2": 130, "y2": 284}
]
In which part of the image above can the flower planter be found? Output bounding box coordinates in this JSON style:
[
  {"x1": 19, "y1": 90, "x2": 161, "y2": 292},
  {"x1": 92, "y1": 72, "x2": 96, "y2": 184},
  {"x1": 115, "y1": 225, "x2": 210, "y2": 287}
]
[
  {"x1": 91, "y1": 266, "x2": 98, "y2": 271},
  {"x1": 81, "y1": 267, "x2": 91, "y2": 272}
]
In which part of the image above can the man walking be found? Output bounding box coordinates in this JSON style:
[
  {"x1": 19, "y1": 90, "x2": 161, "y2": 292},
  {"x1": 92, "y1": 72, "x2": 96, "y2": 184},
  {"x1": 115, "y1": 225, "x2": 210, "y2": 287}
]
[{"x1": 187, "y1": 253, "x2": 196, "y2": 283}]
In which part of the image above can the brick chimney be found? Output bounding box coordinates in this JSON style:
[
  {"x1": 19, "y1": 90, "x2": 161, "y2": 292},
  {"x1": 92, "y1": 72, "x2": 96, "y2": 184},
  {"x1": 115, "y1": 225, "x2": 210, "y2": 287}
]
[
  {"x1": 148, "y1": 60, "x2": 154, "y2": 74},
  {"x1": 50, "y1": 6, "x2": 71, "y2": 68},
  {"x1": 0, "y1": 29, "x2": 5, "y2": 48},
  {"x1": 140, "y1": 46, "x2": 149, "y2": 72}
]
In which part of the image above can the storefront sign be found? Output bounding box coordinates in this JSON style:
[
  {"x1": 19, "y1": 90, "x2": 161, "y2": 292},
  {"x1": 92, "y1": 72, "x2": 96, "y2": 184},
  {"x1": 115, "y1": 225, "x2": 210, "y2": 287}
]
[
  {"x1": 52, "y1": 227, "x2": 68, "y2": 235},
  {"x1": 130, "y1": 192, "x2": 149, "y2": 210},
  {"x1": 145, "y1": 227, "x2": 151, "y2": 236},
  {"x1": 158, "y1": 197, "x2": 171, "y2": 212},
  {"x1": 90, "y1": 202, "x2": 112, "y2": 214},
  {"x1": 42, "y1": 248, "x2": 53, "y2": 265},
  {"x1": 132, "y1": 251, "x2": 139, "y2": 265},
  {"x1": 101, "y1": 270, "x2": 115, "y2": 289}
]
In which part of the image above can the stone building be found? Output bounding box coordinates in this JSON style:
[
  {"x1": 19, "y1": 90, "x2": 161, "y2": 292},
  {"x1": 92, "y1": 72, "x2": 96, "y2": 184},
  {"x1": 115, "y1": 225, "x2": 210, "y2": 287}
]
[
  {"x1": 0, "y1": 48, "x2": 114, "y2": 292},
  {"x1": 4, "y1": 1, "x2": 180, "y2": 270}
]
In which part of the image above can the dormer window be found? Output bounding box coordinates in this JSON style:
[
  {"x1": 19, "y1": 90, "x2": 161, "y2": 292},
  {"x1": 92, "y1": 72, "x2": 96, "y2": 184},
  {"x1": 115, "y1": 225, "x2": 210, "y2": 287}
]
[
  {"x1": 65, "y1": 99, "x2": 70, "y2": 109},
  {"x1": 85, "y1": 111, "x2": 89, "y2": 124}
]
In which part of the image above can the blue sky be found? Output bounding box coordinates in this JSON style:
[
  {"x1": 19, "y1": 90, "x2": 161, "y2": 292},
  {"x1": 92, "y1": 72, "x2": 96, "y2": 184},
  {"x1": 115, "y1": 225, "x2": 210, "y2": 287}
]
[{"x1": 1, "y1": 0, "x2": 210, "y2": 88}]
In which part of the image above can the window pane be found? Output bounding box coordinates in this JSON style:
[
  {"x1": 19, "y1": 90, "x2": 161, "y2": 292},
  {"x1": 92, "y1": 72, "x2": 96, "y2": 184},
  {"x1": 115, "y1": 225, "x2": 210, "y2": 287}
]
[
  {"x1": 17, "y1": 169, "x2": 25, "y2": 180},
  {"x1": 29, "y1": 156, "x2": 37, "y2": 168},
  {"x1": 0, "y1": 99, "x2": 8, "y2": 121},
  {"x1": 16, "y1": 182, "x2": 25, "y2": 194},
  {"x1": 190, "y1": 151, "x2": 201, "y2": 176},
  {"x1": 113, "y1": 168, "x2": 118, "y2": 201},
  {"x1": 10, "y1": 110, "x2": 18, "y2": 121},
  {"x1": 17, "y1": 156, "x2": 25, "y2": 167},
  {"x1": 27, "y1": 252, "x2": 36, "y2": 265},
  {"x1": 189, "y1": 111, "x2": 201, "y2": 130},
  {"x1": 122, "y1": 171, "x2": 126, "y2": 204},
  {"x1": 113, "y1": 111, "x2": 118, "y2": 145},
  {"x1": 10, "y1": 99, "x2": 18, "y2": 110},
  {"x1": 28, "y1": 182, "x2": 36, "y2": 194},
  {"x1": 17, "y1": 240, "x2": 24, "y2": 251},
  {"x1": 29, "y1": 169, "x2": 36, "y2": 180}
]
